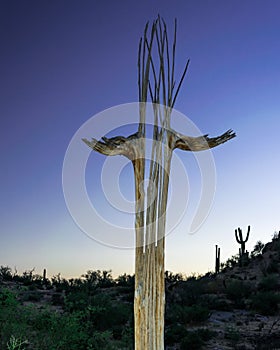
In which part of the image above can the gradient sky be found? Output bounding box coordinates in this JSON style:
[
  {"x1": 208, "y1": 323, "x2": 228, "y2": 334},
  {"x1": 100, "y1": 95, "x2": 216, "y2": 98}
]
[{"x1": 1, "y1": 0, "x2": 280, "y2": 279}]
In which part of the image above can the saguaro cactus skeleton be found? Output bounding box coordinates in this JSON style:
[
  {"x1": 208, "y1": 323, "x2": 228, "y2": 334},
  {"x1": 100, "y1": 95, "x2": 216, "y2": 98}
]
[{"x1": 83, "y1": 17, "x2": 235, "y2": 350}]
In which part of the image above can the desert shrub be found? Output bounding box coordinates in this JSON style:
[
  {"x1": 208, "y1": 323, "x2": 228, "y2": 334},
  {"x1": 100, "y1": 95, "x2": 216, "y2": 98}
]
[
  {"x1": 81, "y1": 271, "x2": 99, "y2": 289},
  {"x1": 27, "y1": 308, "x2": 89, "y2": 349},
  {"x1": 115, "y1": 273, "x2": 134, "y2": 287},
  {"x1": 250, "y1": 291, "x2": 280, "y2": 315},
  {"x1": 198, "y1": 328, "x2": 216, "y2": 341},
  {"x1": 266, "y1": 260, "x2": 279, "y2": 274},
  {"x1": 205, "y1": 279, "x2": 225, "y2": 294},
  {"x1": 259, "y1": 260, "x2": 269, "y2": 276},
  {"x1": 272, "y1": 231, "x2": 280, "y2": 243},
  {"x1": 20, "y1": 269, "x2": 36, "y2": 286},
  {"x1": 89, "y1": 296, "x2": 132, "y2": 332},
  {"x1": 119, "y1": 289, "x2": 134, "y2": 302},
  {"x1": 254, "y1": 334, "x2": 280, "y2": 349},
  {"x1": 28, "y1": 274, "x2": 46, "y2": 289},
  {"x1": 251, "y1": 241, "x2": 264, "y2": 258},
  {"x1": 87, "y1": 330, "x2": 115, "y2": 350},
  {"x1": 204, "y1": 294, "x2": 232, "y2": 311},
  {"x1": 179, "y1": 328, "x2": 215, "y2": 349},
  {"x1": 27, "y1": 283, "x2": 37, "y2": 291},
  {"x1": 13, "y1": 269, "x2": 49, "y2": 289},
  {"x1": 51, "y1": 274, "x2": 70, "y2": 292},
  {"x1": 31, "y1": 308, "x2": 59, "y2": 331},
  {"x1": 165, "y1": 271, "x2": 185, "y2": 284},
  {"x1": 0, "y1": 289, "x2": 30, "y2": 349},
  {"x1": 51, "y1": 292, "x2": 65, "y2": 306},
  {"x1": 0, "y1": 294, "x2": 88, "y2": 349},
  {"x1": 21, "y1": 291, "x2": 42, "y2": 302},
  {"x1": 180, "y1": 331, "x2": 204, "y2": 350},
  {"x1": 54, "y1": 312, "x2": 92, "y2": 349},
  {"x1": 97, "y1": 270, "x2": 115, "y2": 288},
  {"x1": 222, "y1": 254, "x2": 239, "y2": 269},
  {"x1": 258, "y1": 275, "x2": 278, "y2": 291},
  {"x1": 165, "y1": 324, "x2": 187, "y2": 345},
  {"x1": 119, "y1": 325, "x2": 134, "y2": 347},
  {"x1": 178, "y1": 279, "x2": 206, "y2": 306},
  {"x1": 82, "y1": 270, "x2": 115, "y2": 289},
  {"x1": 0, "y1": 283, "x2": 133, "y2": 350},
  {"x1": 225, "y1": 326, "x2": 240, "y2": 347},
  {"x1": 65, "y1": 289, "x2": 90, "y2": 312},
  {"x1": 182, "y1": 305, "x2": 210, "y2": 324},
  {"x1": 0, "y1": 266, "x2": 13, "y2": 281},
  {"x1": 0, "y1": 288, "x2": 18, "y2": 307},
  {"x1": 167, "y1": 304, "x2": 209, "y2": 325},
  {"x1": 225, "y1": 280, "x2": 252, "y2": 307}
]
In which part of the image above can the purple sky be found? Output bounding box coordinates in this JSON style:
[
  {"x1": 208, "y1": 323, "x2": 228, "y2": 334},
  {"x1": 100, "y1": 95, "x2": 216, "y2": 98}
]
[{"x1": 1, "y1": 0, "x2": 280, "y2": 278}]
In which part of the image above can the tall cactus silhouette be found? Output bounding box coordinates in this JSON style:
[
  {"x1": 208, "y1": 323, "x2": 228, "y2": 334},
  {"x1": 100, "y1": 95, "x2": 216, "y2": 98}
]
[
  {"x1": 215, "y1": 245, "x2": 220, "y2": 274},
  {"x1": 235, "y1": 225, "x2": 250, "y2": 256}
]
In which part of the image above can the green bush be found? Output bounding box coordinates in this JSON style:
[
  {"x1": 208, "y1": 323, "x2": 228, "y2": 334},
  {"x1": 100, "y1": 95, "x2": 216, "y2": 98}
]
[
  {"x1": 165, "y1": 324, "x2": 187, "y2": 345},
  {"x1": 82, "y1": 270, "x2": 115, "y2": 289},
  {"x1": 51, "y1": 292, "x2": 65, "y2": 306},
  {"x1": 222, "y1": 254, "x2": 239, "y2": 269},
  {"x1": 0, "y1": 288, "x2": 18, "y2": 307},
  {"x1": 203, "y1": 294, "x2": 232, "y2": 311},
  {"x1": 179, "y1": 328, "x2": 215, "y2": 350},
  {"x1": 266, "y1": 260, "x2": 279, "y2": 274},
  {"x1": 65, "y1": 289, "x2": 89, "y2": 312},
  {"x1": 180, "y1": 331, "x2": 204, "y2": 350},
  {"x1": 197, "y1": 328, "x2": 216, "y2": 341},
  {"x1": 21, "y1": 291, "x2": 42, "y2": 302},
  {"x1": 258, "y1": 275, "x2": 278, "y2": 291},
  {"x1": 165, "y1": 271, "x2": 184, "y2": 284},
  {"x1": 0, "y1": 271, "x2": 135, "y2": 349},
  {"x1": 51, "y1": 274, "x2": 70, "y2": 292},
  {"x1": 167, "y1": 304, "x2": 209, "y2": 325},
  {"x1": 119, "y1": 289, "x2": 134, "y2": 302},
  {"x1": 179, "y1": 279, "x2": 205, "y2": 306},
  {"x1": 89, "y1": 297, "x2": 132, "y2": 332},
  {"x1": 251, "y1": 241, "x2": 264, "y2": 258},
  {"x1": 183, "y1": 305, "x2": 210, "y2": 324},
  {"x1": 225, "y1": 280, "x2": 252, "y2": 307},
  {"x1": 87, "y1": 330, "x2": 115, "y2": 349},
  {"x1": 0, "y1": 289, "x2": 30, "y2": 349},
  {"x1": 254, "y1": 334, "x2": 280, "y2": 349},
  {"x1": 251, "y1": 291, "x2": 280, "y2": 315},
  {"x1": 0, "y1": 266, "x2": 13, "y2": 281},
  {"x1": 115, "y1": 273, "x2": 134, "y2": 287}
]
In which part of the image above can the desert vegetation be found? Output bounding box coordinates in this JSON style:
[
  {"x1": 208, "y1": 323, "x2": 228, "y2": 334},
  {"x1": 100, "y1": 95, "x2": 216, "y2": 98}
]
[{"x1": 1, "y1": 232, "x2": 280, "y2": 349}]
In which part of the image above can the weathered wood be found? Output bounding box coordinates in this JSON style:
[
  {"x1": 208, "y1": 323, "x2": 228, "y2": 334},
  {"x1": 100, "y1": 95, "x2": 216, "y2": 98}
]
[{"x1": 83, "y1": 16, "x2": 235, "y2": 350}]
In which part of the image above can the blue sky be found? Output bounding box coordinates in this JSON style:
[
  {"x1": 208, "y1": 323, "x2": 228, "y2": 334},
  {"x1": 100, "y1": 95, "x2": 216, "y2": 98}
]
[{"x1": 1, "y1": 0, "x2": 280, "y2": 278}]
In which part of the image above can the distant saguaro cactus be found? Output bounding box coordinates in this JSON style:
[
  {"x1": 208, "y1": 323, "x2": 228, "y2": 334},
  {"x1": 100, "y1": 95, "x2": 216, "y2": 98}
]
[
  {"x1": 215, "y1": 245, "x2": 220, "y2": 274},
  {"x1": 43, "y1": 268, "x2": 47, "y2": 281},
  {"x1": 235, "y1": 225, "x2": 250, "y2": 256}
]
